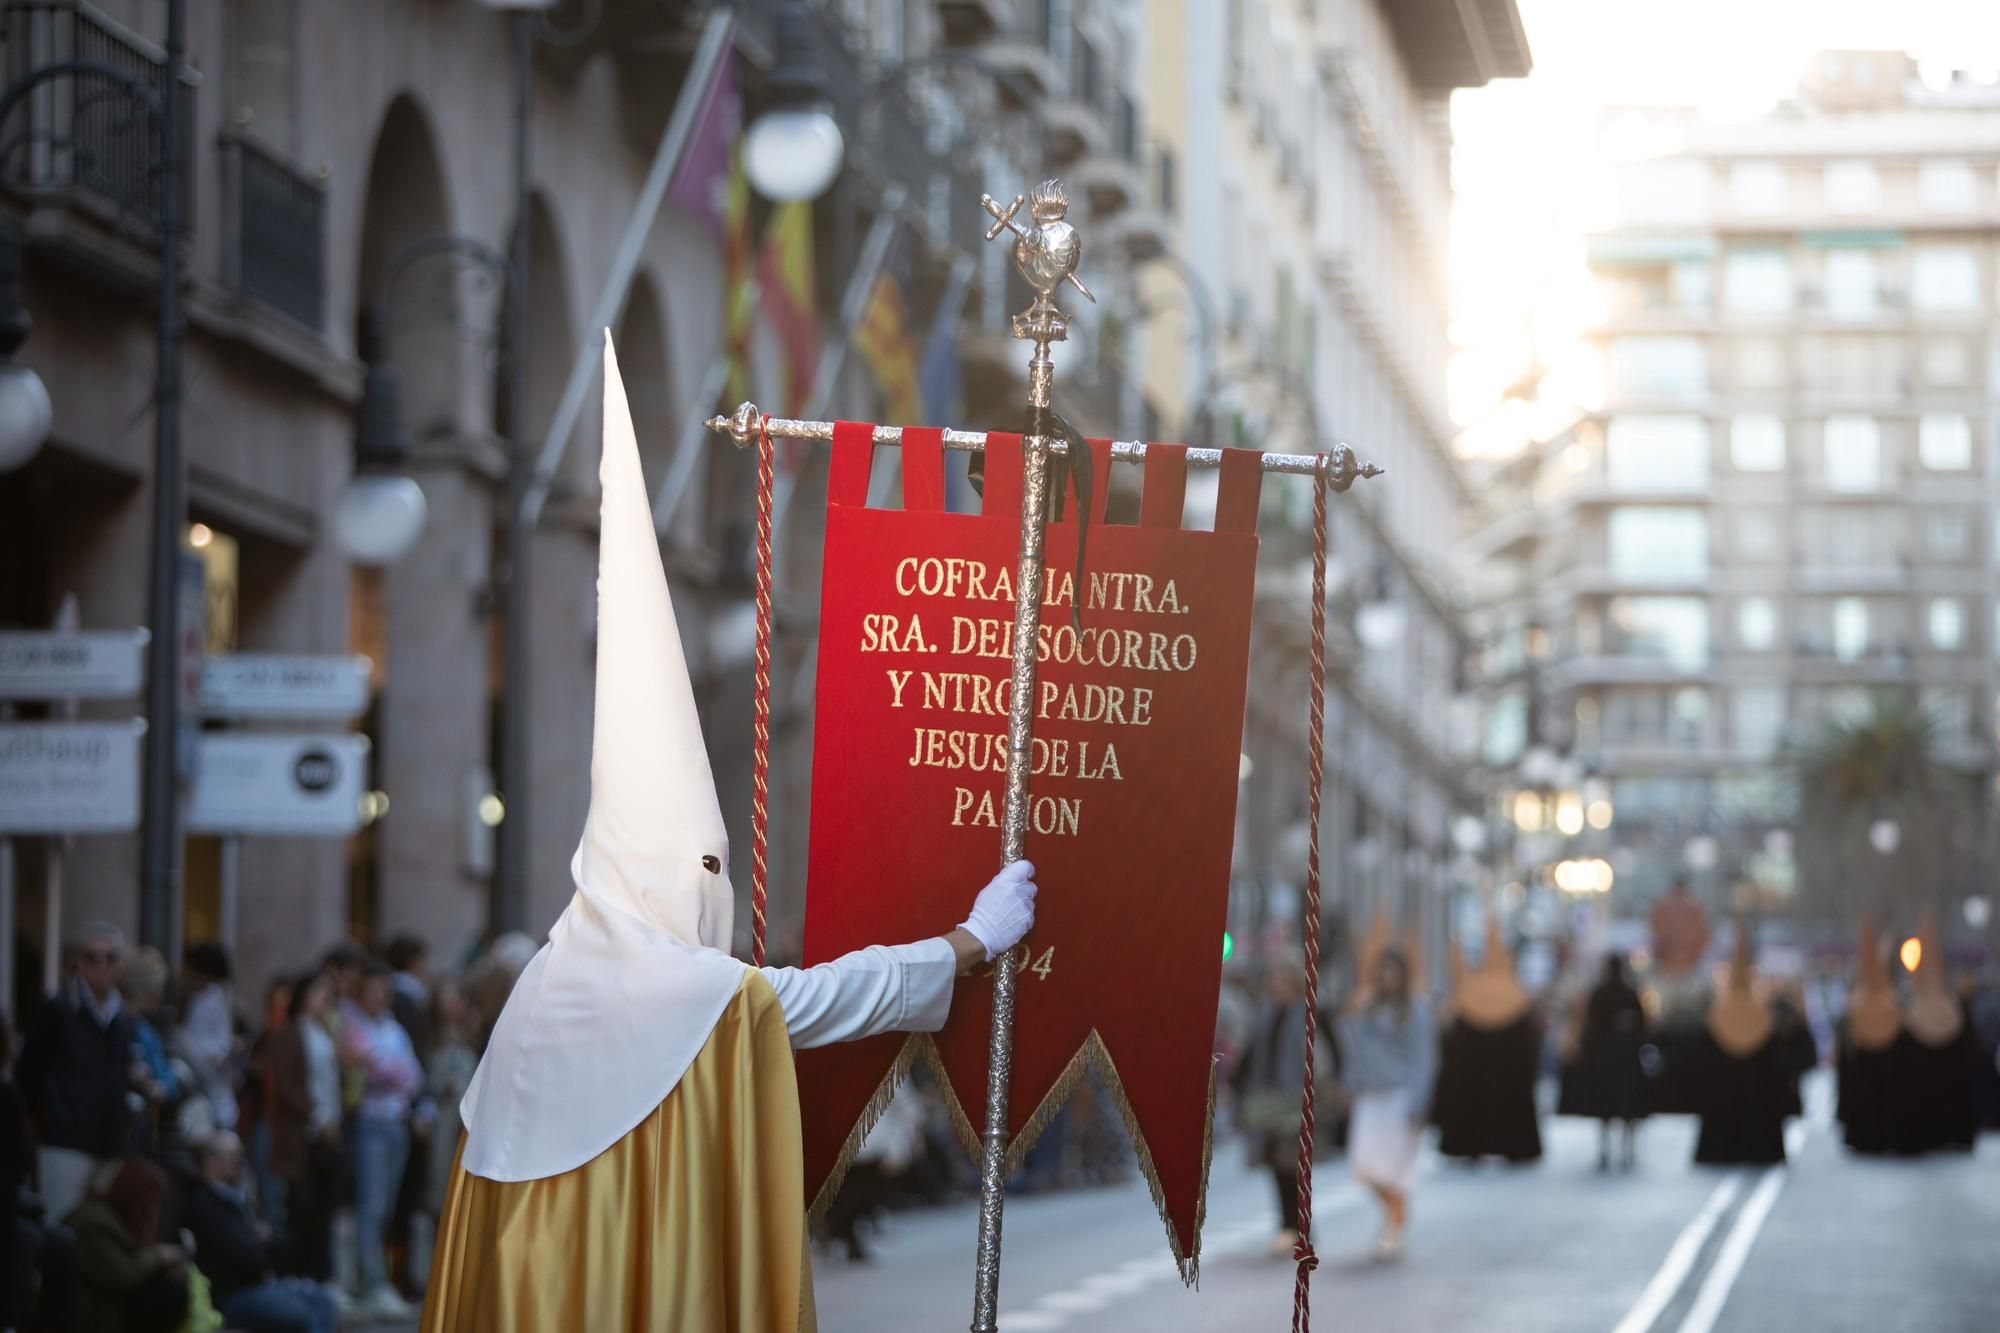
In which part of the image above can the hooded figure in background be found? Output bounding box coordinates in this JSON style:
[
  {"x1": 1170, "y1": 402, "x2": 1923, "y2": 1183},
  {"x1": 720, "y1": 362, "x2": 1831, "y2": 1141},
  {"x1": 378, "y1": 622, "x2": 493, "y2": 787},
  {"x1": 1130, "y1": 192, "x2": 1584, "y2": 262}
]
[
  {"x1": 1836, "y1": 913, "x2": 1902, "y2": 1154},
  {"x1": 1432, "y1": 912, "x2": 1541, "y2": 1164},
  {"x1": 1896, "y1": 910, "x2": 1977, "y2": 1154},
  {"x1": 420, "y1": 337, "x2": 1037, "y2": 1333},
  {"x1": 1692, "y1": 919, "x2": 1790, "y2": 1166}
]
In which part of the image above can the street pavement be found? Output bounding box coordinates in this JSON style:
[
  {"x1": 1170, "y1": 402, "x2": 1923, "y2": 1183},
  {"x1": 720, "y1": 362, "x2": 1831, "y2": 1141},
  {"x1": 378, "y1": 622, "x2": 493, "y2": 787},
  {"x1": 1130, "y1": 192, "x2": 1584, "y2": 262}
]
[{"x1": 810, "y1": 1075, "x2": 2000, "y2": 1332}]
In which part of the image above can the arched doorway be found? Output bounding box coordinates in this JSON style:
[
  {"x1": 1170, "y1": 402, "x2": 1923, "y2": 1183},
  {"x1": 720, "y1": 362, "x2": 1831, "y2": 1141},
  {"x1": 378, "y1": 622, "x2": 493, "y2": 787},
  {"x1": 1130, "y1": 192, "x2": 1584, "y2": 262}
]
[{"x1": 352, "y1": 93, "x2": 492, "y2": 961}]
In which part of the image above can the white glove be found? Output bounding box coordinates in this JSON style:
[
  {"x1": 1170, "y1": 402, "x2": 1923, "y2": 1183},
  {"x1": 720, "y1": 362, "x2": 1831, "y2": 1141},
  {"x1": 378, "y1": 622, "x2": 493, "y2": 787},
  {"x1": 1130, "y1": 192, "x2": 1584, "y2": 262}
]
[{"x1": 959, "y1": 860, "x2": 1038, "y2": 960}]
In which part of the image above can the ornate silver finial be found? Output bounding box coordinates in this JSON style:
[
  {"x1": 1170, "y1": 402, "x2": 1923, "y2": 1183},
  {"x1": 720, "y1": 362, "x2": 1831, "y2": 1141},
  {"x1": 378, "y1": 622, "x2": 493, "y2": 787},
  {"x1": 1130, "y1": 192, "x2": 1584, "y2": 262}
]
[
  {"x1": 703, "y1": 400, "x2": 761, "y2": 447},
  {"x1": 980, "y1": 178, "x2": 1094, "y2": 411},
  {"x1": 981, "y1": 178, "x2": 1095, "y2": 336}
]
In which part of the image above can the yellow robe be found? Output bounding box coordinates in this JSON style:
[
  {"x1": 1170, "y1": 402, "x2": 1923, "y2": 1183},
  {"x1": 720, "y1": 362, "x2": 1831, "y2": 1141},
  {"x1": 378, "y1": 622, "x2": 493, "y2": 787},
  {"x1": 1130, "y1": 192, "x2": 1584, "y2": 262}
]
[{"x1": 421, "y1": 970, "x2": 817, "y2": 1332}]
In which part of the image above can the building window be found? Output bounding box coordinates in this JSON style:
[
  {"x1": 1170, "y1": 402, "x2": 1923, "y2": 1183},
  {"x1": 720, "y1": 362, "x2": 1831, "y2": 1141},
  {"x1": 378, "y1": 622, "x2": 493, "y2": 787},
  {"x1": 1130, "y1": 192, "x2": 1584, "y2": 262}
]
[
  {"x1": 1922, "y1": 337, "x2": 1969, "y2": 386},
  {"x1": 1737, "y1": 597, "x2": 1778, "y2": 651},
  {"x1": 1606, "y1": 596, "x2": 1710, "y2": 668},
  {"x1": 1833, "y1": 597, "x2": 1869, "y2": 662},
  {"x1": 1912, "y1": 248, "x2": 1978, "y2": 311},
  {"x1": 1723, "y1": 249, "x2": 1791, "y2": 312},
  {"x1": 1921, "y1": 686, "x2": 1971, "y2": 741},
  {"x1": 1918, "y1": 413, "x2": 1973, "y2": 470},
  {"x1": 1801, "y1": 507, "x2": 1902, "y2": 572},
  {"x1": 1923, "y1": 508, "x2": 1973, "y2": 560},
  {"x1": 1918, "y1": 160, "x2": 1976, "y2": 212},
  {"x1": 1730, "y1": 415, "x2": 1786, "y2": 472},
  {"x1": 1823, "y1": 416, "x2": 1881, "y2": 492},
  {"x1": 1824, "y1": 161, "x2": 1879, "y2": 213},
  {"x1": 1609, "y1": 337, "x2": 1707, "y2": 402},
  {"x1": 229, "y1": 0, "x2": 300, "y2": 154},
  {"x1": 1729, "y1": 337, "x2": 1784, "y2": 389},
  {"x1": 1929, "y1": 597, "x2": 1965, "y2": 651},
  {"x1": 1733, "y1": 508, "x2": 1784, "y2": 562},
  {"x1": 1730, "y1": 161, "x2": 1786, "y2": 214},
  {"x1": 1733, "y1": 685, "x2": 1786, "y2": 755},
  {"x1": 1823, "y1": 250, "x2": 1878, "y2": 318},
  {"x1": 1608, "y1": 508, "x2": 1708, "y2": 581},
  {"x1": 1606, "y1": 415, "x2": 1708, "y2": 491}
]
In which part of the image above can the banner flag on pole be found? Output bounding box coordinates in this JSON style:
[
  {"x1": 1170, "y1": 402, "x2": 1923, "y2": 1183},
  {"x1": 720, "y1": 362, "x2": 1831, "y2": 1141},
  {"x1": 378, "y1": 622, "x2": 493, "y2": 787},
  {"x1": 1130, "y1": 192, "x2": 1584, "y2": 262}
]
[
  {"x1": 757, "y1": 202, "x2": 818, "y2": 420},
  {"x1": 665, "y1": 47, "x2": 740, "y2": 234},
  {"x1": 719, "y1": 151, "x2": 755, "y2": 410},
  {"x1": 853, "y1": 275, "x2": 922, "y2": 425},
  {"x1": 794, "y1": 424, "x2": 1266, "y2": 1281}
]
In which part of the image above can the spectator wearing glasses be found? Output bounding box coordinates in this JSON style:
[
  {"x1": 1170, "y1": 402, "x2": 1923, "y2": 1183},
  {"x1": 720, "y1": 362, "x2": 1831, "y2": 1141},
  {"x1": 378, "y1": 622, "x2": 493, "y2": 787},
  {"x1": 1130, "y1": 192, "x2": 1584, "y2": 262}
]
[{"x1": 17, "y1": 923, "x2": 146, "y2": 1221}]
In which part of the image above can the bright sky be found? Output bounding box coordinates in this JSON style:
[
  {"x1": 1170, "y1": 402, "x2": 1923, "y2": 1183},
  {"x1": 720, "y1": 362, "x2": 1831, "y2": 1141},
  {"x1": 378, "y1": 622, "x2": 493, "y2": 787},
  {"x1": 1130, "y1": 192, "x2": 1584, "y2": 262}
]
[{"x1": 1446, "y1": 0, "x2": 2000, "y2": 453}]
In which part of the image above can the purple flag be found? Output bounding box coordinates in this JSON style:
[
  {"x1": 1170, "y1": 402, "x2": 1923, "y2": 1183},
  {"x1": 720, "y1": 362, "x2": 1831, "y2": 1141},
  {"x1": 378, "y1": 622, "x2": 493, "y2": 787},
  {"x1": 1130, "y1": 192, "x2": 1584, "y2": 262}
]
[{"x1": 666, "y1": 49, "x2": 740, "y2": 234}]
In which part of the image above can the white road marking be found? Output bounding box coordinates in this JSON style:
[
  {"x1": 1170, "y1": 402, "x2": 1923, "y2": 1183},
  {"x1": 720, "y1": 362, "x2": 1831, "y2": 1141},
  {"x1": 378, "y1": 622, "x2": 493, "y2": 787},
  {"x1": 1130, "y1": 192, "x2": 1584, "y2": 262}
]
[
  {"x1": 1608, "y1": 1173, "x2": 1745, "y2": 1333},
  {"x1": 1673, "y1": 1164, "x2": 1788, "y2": 1333},
  {"x1": 1039, "y1": 1288, "x2": 1116, "y2": 1314},
  {"x1": 994, "y1": 1176, "x2": 1371, "y2": 1330}
]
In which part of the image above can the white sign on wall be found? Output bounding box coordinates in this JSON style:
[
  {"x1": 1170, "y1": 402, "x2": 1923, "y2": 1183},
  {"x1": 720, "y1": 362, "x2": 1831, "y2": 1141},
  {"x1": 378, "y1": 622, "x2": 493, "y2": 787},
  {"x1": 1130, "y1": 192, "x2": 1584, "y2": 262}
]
[
  {"x1": 187, "y1": 733, "x2": 370, "y2": 836},
  {"x1": 0, "y1": 631, "x2": 150, "y2": 700},
  {"x1": 0, "y1": 721, "x2": 146, "y2": 832},
  {"x1": 200, "y1": 655, "x2": 372, "y2": 720}
]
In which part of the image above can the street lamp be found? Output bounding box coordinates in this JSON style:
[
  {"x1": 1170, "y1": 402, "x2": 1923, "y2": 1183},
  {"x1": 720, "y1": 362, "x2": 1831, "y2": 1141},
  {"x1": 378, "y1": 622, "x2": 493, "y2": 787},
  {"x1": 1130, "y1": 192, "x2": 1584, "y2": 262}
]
[
  {"x1": 742, "y1": 0, "x2": 844, "y2": 202},
  {"x1": 339, "y1": 316, "x2": 428, "y2": 565},
  {"x1": 0, "y1": 226, "x2": 51, "y2": 473},
  {"x1": 1868, "y1": 817, "x2": 1901, "y2": 856}
]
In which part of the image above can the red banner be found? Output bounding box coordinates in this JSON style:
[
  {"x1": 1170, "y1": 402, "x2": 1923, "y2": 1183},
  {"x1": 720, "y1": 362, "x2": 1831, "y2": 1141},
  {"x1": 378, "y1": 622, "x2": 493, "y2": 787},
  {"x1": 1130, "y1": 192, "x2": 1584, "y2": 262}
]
[{"x1": 798, "y1": 421, "x2": 1263, "y2": 1276}]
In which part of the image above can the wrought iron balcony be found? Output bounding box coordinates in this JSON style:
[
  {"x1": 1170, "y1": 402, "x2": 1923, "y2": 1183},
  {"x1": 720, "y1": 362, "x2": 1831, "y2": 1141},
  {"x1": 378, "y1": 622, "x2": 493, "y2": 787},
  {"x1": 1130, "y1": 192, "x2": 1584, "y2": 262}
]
[
  {"x1": 222, "y1": 133, "x2": 324, "y2": 331},
  {"x1": 0, "y1": 0, "x2": 197, "y2": 237},
  {"x1": 974, "y1": 0, "x2": 1058, "y2": 100}
]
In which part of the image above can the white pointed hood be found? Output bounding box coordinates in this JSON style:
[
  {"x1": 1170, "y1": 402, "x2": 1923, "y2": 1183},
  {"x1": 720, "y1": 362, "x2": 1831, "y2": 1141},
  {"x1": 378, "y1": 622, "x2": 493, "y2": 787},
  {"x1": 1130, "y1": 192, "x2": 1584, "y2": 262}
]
[
  {"x1": 460, "y1": 334, "x2": 747, "y2": 1182},
  {"x1": 574, "y1": 332, "x2": 735, "y2": 949}
]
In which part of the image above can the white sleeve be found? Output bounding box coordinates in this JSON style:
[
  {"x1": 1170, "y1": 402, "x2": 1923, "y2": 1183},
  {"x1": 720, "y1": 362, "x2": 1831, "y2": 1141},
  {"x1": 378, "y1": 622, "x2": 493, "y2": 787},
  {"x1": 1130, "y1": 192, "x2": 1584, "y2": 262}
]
[{"x1": 759, "y1": 938, "x2": 958, "y2": 1050}]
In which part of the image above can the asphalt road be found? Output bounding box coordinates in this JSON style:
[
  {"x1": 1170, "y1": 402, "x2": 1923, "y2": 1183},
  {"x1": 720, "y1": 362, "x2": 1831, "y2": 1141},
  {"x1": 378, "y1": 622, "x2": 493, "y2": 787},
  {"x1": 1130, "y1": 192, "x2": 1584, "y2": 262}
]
[{"x1": 810, "y1": 1076, "x2": 2000, "y2": 1332}]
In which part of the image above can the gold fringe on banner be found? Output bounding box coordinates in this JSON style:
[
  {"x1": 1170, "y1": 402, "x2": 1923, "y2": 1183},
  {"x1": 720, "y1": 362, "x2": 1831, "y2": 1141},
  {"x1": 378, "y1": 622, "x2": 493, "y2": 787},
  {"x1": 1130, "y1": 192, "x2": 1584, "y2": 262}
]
[{"x1": 806, "y1": 1036, "x2": 924, "y2": 1228}]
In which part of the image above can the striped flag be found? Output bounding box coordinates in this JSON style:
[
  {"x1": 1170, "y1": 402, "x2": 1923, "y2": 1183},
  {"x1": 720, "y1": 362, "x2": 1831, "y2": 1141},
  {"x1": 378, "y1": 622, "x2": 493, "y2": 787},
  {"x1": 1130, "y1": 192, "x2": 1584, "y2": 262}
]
[
  {"x1": 757, "y1": 201, "x2": 817, "y2": 420},
  {"x1": 854, "y1": 273, "x2": 921, "y2": 424}
]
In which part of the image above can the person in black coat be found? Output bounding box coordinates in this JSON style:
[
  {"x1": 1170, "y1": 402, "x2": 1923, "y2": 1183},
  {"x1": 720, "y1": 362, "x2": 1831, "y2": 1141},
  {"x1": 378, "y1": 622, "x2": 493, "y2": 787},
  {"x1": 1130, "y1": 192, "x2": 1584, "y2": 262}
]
[
  {"x1": 1570, "y1": 955, "x2": 1650, "y2": 1171},
  {"x1": 16, "y1": 922, "x2": 145, "y2": 1222},
  {"x1": 180, "y1": 1131, "x2": 337, "y2": 1333}
]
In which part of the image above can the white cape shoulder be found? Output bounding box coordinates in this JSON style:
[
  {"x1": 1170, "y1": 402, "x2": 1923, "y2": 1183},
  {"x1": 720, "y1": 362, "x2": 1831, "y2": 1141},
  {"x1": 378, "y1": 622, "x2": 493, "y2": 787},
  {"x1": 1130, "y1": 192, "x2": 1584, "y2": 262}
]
[{"x1": 460, "y1": 886, "x2": 746, "y2": 1181}]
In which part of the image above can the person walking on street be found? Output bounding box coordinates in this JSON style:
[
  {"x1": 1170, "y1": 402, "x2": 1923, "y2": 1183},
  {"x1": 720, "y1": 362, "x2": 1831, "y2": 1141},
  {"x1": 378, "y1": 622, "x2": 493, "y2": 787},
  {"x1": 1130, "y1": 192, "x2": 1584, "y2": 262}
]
[
  {"x1": 1230, "y1": 957, "x2": 1337, "y2": 1257},
  {"x1": 1338, "y1": 943, "x2": 1435, "y2": 1263},
  {"x1": 1575, "y1": 955, "x2": 1651, "y2": 1171},
  {"x1": 180, "y1": 1131, "x2": 338, "y2": 1333},
  {"x1": 342, "y1": 960, "x2": 422, "y2": 1317},
  {"x1": 16, "y1": 922, "x2": 145, "y2": 1221}
]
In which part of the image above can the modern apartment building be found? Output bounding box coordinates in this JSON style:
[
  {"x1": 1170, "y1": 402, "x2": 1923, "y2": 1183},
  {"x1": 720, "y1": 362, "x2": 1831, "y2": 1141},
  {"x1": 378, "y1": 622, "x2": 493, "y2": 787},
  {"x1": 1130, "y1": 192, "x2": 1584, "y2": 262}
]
[{"x1": 1466, "y1": 52, "x2": 2000, "y2": 904}]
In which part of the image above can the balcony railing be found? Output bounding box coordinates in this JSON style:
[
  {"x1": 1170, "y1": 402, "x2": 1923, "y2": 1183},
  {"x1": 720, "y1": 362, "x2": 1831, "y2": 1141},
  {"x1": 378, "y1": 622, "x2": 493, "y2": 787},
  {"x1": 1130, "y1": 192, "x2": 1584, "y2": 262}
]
[
  {"x1": 1, "y1": 1, "x2": 196, "y2": 236},
  {"x1": 224, "y1": 133, "x2": 324, "y2": 331}
]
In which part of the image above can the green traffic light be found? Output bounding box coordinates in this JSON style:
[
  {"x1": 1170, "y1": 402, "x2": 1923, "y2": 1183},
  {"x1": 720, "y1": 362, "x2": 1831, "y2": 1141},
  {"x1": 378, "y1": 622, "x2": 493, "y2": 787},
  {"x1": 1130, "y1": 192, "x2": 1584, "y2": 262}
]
[{"x1": 1221, "y1": 931, "x2": 1234, "y2": 961}]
